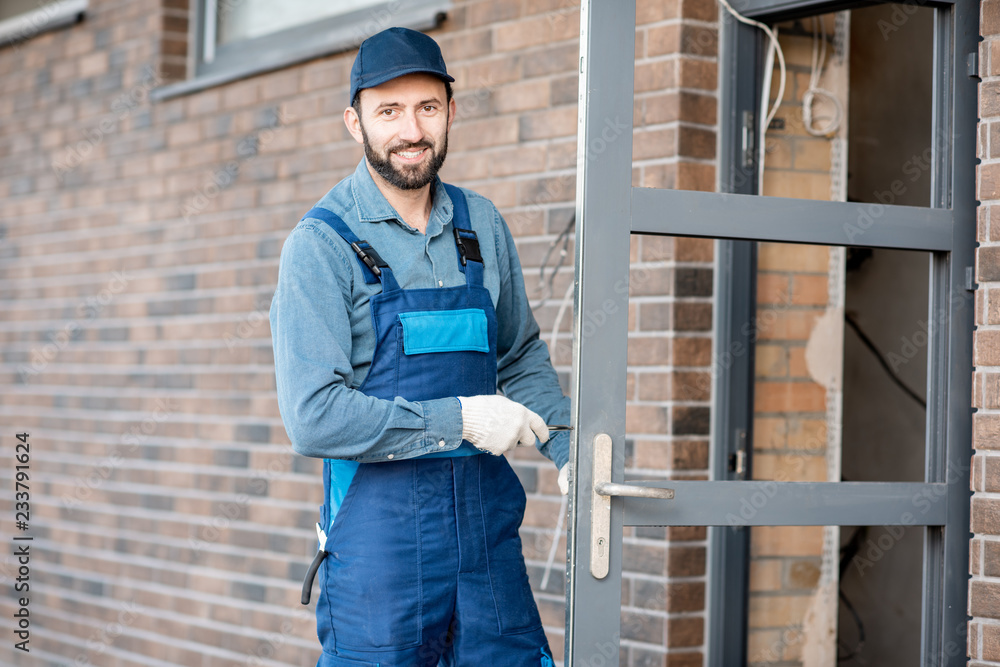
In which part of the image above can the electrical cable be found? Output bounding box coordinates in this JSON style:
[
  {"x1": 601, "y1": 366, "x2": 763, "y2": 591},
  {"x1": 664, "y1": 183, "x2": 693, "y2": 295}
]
[
  {"x1": 836, "y1": 526, "x2": 867, "y2": 661},
  {"x1": 802, "y1": 15, "x2": 844, "y2": 137},
  {"x1": 844, "y1": 312, "x2": 927, "y2": 410},
  {"x1": 759, "y1": 28, "x2": 778, "y2": 194},
  {"x1": 530, "y1": 214, "x2": 575, "y2": 309},
  {"x1": 717, "y1": 0, "x2": 786, "y2": 135},
  {"x1": 525, "y1": 215, "x2": 576, "y2": 592},
  {"x1": 716, "y1": 0, "x2": 786, "y2": 192},
  {"x1": 837, "y1": 588, "x2": 867, "y2": 661}
]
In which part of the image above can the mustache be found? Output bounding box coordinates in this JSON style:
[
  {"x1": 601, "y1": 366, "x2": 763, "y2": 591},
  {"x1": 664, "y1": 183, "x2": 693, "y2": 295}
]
[{"x1": 389, "y1": 141, "x2": 434, "y2": 153}]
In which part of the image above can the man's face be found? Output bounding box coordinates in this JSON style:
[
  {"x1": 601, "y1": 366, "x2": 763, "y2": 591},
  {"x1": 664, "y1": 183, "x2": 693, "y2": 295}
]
[{"x1": 347, "y1": 73, "x2": 455, "y2": 191}]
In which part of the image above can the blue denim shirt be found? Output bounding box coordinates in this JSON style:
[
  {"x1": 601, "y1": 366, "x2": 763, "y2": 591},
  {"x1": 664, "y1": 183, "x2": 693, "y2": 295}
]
[{"x1": 269, "y1": 160, "x2": 570, "y2": 468}]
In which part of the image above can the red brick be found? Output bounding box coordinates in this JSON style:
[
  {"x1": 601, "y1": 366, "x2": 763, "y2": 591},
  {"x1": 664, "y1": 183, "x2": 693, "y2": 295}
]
[
  {"x1": 975, "y1": 413, "x2": 1000, "y2": 450},
  {"x1": 978, "y1": 330, "x2": 1000, "y2": 366},
  {"x1": 986, "y1": 0, "x2": 1000, "y2": 37},
  {"x1": 673, "y1": 335, "x2": 712, "y2": 366},
  {"x1": 986, "y1": 541, "x2": 1000, "y2": 577},
  {"x1": 980, "y1": 246, "x2": 1000, "y2": 282},
  {"x1": 681, "y1": 25, "x2": 718, "y2": 57},
  {"x1": 984, "y1": 623, "x2": 1000, "y2": 661},
  {"x1": 971, "y1": 580, "x2": 1000, "y2": 619},
  {"x1": 678, "y1": 126, "x2": 716, "y2": 159},
  {"x1": 637, "y1": 0, "x2": 680, "y2": 23},
  {"x1": 681, "y1": 0, "x2": 719, "y2": 21},
  {"x1": 755, "y1": 381, "x2": 827, "y2": 413},
  {"x1": 975, "y1": 496, "x2": 1000, "y2": 537},
  {"x1": 984, "y1": 162, "x2": 1000, "y2": 201},
  {"x1": 647, "y1": 25, "x2": 681, "y2": 57},
  {"x1": 679, "y1": 58, "x2": 718, "y2": 91},
  {"x1": 467, "y1": 0, "x2": 520, "y2": 26},
  {"x1": 677, "y1": 162, "x2": 716, "y2": 191}
]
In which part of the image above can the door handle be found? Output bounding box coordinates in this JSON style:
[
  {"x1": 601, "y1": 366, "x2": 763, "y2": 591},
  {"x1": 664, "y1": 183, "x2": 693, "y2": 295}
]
[
  {"x1": 593, "y1": 482, "x2": 675, "y2": 499},
  {"x1": 590, "y1": 433, "x2": 674, "y2": 578}
]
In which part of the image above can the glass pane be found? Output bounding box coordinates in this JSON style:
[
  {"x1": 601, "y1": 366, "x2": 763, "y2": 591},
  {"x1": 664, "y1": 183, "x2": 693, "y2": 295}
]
[
  {"x1": 746, "y1": 524, "x2": 922, "y2": 665},
  {"x1": 762, "y1": 12, "x2": 849, "y2": 203},
  {"x1": 837, "y1": 525, "x2": 922, "y2": 664},
  {"x1": 747, "y1": 525, "x2": 840, "y2": 664},
  {"x1": 753, "y1": 241, "x2": 842, "y2": 484},
  {"x1": 760, "y1": 5, "x2": 934, "y2": 208},
  {"x1": 0, "y1": 0, "x2": 41, "y2": 22},
  {"x1": 755, "y1": 7, "x2": 932, "y2": 485},
  {"x1": 217, "y1": 0, "x2": 382, "y2": 45},
  {"x1": 843, "y1": 248, "x2": 928, "y2": 482},
  {"x1": 752, "y1": 243, "x2": 929, "y2": 484},
  {"x1": 847, "y1": 4, "x2": 934, "y2": 208},
  {"x1": 617, "y1": 234, "x2": 714, "y2": 664}
]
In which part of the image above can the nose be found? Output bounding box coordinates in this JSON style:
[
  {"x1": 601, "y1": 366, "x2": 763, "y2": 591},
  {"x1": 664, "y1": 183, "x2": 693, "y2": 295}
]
[{"x1": 396, "y1": 111, "x2": 423, "y2": 144}]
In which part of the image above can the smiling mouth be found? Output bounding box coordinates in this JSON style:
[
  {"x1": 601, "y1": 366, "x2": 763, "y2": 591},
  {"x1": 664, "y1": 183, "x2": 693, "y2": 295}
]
[{"x1": 393, "y1": 147, "x2": 428, "y2": 161}]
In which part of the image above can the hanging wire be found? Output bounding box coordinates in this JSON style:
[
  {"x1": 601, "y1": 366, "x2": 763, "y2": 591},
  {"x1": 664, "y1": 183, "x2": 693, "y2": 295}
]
[
  {"x1": 717, "y1": 0, "x2": 786, "y2": 134},
  {"x1": 530, "y1": 214, "x2": 575, "y2": 309},
  {"x1": 525, "y1": 214, "x2": 576, "y2": 591},
  {"x1": 844, "y1": 312, "x2": 927, "y2": 410},
  {"x1": 837, "y1": 525, "x2": 868, "y2": 661},
  {"x1": 802, "y1": 15, "x2": 845, "y2": 137}
]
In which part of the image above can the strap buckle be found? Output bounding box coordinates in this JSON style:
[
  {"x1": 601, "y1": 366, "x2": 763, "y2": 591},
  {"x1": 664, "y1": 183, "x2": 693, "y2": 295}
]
[
  {"x1": 453, "y1": 228, "x2": 483, "y2": 266},
  {"x1": 350, "y1": 241, "x2": 386, "y2": 277}
]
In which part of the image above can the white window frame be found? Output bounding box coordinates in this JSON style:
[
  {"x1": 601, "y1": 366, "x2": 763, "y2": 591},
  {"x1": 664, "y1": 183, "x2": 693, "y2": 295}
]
[
  {"x1": 152, "y1": 0, "x2": 450, "y2": 100},
  {"x1": 0, "y1": 0, "x2": 87, "y2": 49}
]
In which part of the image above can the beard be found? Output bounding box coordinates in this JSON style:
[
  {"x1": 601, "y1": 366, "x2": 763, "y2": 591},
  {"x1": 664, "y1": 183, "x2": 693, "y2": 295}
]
[{"x1": 361, "y1": 122, "x2": 449, "y2": 191}]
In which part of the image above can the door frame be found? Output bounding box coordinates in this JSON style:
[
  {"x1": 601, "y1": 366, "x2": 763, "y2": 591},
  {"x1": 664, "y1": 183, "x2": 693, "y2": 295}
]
[{"x1": 565, "y1": 0, "x2": 977, "y2": 665}]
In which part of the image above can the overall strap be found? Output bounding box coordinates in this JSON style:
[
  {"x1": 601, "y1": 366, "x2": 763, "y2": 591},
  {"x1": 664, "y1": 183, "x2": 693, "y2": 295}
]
[
  {"x1": 443, "y1": 183, "x2": 484, "y2": 287},
  {"x1": 302, "y1": 207, "x2": 400, "y2": 292}
]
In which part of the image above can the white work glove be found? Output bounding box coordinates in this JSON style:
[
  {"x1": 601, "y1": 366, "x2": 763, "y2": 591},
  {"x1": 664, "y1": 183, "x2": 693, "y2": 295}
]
[
  {"x1": 557, "y1": 464, "x2": 570, "y2": 495},
  {"x1": 458, "y1": 395, "x2": 549, "y2": 456}
]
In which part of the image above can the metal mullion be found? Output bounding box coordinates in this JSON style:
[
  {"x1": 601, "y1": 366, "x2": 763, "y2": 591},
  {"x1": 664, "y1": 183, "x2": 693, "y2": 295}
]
[
  {"x1": 922, "y1": 3, "x2": 951, "y2": 665},
  {"x1": 201, "y1": 0, "x2": 217, "y2": 65},
  {"x1": 566, "y1": 0, "x2": 636, "y2": 664},
  {"x1": 921, "y1": 0, "x2": 977, "y2": 662},
  {"x1": 707, "y1": 16, "x2": 762, "y2": 667},
  {"x1": 941, "y1": 0, "x2": 977, "y2": 661},
  {"x1": 631, "y1": 187, "x2": 955, "y2": 251}
]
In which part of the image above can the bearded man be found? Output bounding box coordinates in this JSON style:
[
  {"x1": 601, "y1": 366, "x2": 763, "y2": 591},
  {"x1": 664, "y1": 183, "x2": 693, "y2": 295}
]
[{"x1": 269, "y1": 26, "x2": 569, "y2": 667}]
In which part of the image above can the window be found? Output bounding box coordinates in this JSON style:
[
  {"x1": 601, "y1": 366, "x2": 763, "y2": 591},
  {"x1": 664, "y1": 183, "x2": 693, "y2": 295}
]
[
  {"x1": 154, "y1": 0, "x2": 449, "y2": 99},
  {"x1": 0, "y1": 0, "x2": 87, "y2": 49}
]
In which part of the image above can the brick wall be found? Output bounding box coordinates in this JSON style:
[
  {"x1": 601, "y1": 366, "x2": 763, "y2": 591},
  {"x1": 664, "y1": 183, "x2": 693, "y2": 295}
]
[
  {"x1": 971, "y1": 0, "x2": 1000, "y2": 662},
  {"x1": 0, "y1": 0, "x2": 718, "y2": 665}
]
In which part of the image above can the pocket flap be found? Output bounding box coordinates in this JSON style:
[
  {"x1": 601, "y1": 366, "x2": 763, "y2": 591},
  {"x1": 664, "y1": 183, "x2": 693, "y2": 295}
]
[{"x1": 398, "y1": 309, "x2": 489, "y2": 355}]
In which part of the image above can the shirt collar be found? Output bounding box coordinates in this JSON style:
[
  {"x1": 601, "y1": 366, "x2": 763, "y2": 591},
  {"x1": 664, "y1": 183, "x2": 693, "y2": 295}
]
[{"x1": 350, "y1": 159, "x2": 454, "y2": 236}]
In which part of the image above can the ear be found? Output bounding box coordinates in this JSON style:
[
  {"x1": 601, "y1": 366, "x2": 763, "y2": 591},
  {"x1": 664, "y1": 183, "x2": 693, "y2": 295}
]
[
  {"x1": 344, "y1": 105, "x2": 364, "y2": 145},
  {"x1": 446, "y1": 96, "x2": 457, "y2": 133}
]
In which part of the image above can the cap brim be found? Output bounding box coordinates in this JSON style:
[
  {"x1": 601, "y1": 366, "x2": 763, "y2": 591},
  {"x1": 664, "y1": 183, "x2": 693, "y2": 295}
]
[{"x1": 355, "y1": 66, "x2": 455, "y2": 98}]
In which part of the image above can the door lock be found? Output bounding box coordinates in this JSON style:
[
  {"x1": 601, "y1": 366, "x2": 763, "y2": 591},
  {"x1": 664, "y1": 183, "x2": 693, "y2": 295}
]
[{"x1": 590, "y1": 433, "x2": 674, "y2": 579}]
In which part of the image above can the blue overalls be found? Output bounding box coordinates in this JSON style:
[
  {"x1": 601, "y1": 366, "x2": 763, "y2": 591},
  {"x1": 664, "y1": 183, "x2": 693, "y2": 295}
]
[{"x1": 299, "y1": 185, "x2": 555, "y2": 667}]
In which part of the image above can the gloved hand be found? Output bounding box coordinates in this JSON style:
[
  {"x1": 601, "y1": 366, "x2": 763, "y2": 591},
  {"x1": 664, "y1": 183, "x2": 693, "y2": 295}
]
[
  {"x1": 458, "y1": 395, "x2": 549, "y2": 456},
  {"x1": 557, "y1": 464, "x2": 570, "y2": 495}
]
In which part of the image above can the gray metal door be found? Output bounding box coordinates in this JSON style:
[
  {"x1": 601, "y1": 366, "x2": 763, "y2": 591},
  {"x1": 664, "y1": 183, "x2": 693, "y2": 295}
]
[{"x1": 565, "y1": 0, "x2": 977, "y2": 665}]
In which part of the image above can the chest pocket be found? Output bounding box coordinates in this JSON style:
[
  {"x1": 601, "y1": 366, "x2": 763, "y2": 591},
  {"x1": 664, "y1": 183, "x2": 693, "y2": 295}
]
[{"x1": 398, "y1": 309, "x2": 489, "y2": 355}]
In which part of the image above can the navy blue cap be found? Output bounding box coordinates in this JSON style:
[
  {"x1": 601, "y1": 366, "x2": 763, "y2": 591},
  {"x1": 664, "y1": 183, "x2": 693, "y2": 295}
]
[{"x1": 350, "y1": 27, "x2": 455, "y2": 105}]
